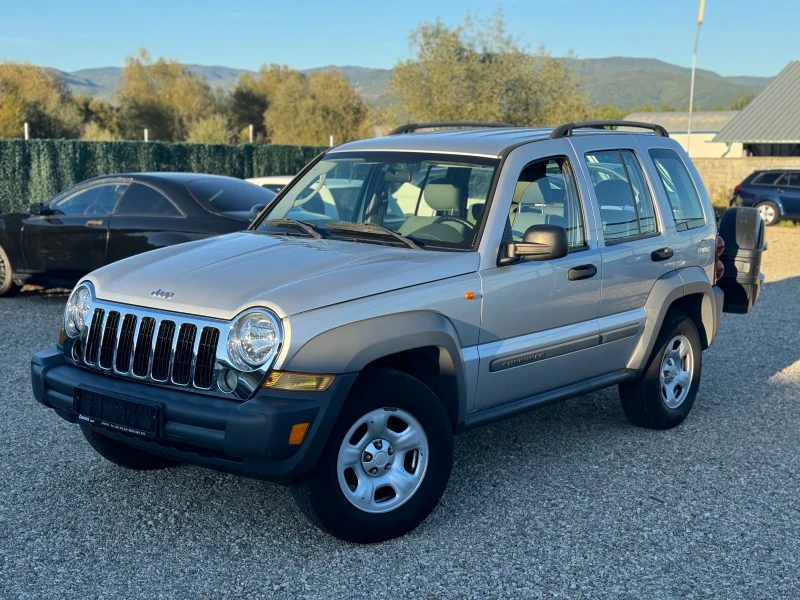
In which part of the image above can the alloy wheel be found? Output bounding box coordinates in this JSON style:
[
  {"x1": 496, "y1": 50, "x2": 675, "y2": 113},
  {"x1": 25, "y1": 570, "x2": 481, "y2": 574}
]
[{"x1": 757, "y1": 203, "x2": 776, "y2": 225}]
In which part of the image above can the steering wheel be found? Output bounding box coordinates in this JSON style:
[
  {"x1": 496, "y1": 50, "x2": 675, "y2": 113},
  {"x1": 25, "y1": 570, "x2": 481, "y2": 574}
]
[
  {"x1": 295, "y1": 173, "x2": 327, "y2": 207},
  {"x1": 434, "y1": 215, "x2": 474, "y2": 230},
  {"x1": 84, "y1": 204, "x2": 106, "y2": 215}
]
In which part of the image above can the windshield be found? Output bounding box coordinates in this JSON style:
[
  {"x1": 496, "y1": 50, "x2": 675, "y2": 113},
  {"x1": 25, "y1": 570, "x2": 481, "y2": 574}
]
[{"x1": 253, "y1": 151, "x2": 499, "y2": 250}]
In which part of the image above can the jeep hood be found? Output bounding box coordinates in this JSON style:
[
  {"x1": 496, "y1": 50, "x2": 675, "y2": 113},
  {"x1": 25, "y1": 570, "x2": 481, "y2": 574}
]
[{"x1": 86, "y1": 231, "x2": 479, "y2": 320}]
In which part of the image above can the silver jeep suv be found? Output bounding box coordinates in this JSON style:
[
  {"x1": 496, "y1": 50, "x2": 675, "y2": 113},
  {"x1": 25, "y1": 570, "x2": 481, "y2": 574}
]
[{"x1": 32, "y1": 121, "x2": 763, "y2": 543}]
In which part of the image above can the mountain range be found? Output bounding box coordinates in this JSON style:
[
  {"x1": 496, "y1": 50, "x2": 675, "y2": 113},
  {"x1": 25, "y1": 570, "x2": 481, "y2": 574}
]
[{"x1": 58, "y1": 57, "x2": 773, "y2": 111}]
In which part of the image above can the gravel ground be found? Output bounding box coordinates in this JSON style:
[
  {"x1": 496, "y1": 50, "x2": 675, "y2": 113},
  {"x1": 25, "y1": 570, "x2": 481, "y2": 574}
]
[{"x1": 2, "y1": 228, "x2": 799, "y2": 600}]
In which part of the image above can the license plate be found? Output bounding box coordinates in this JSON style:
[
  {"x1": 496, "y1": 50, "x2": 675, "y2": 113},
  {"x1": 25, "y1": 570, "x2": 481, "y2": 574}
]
[{"x1": 74, "y1": 388, "x2": 160, "y2": 438}]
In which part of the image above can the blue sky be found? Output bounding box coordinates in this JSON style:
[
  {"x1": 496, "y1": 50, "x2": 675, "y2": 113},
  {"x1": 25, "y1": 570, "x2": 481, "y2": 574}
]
[{"x1": 1, "y1": 0, "x2": 797, "y2": 77}]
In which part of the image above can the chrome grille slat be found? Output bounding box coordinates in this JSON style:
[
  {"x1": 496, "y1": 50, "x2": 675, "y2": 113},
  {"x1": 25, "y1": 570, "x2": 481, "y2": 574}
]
[
  {"x1": 132, "y1": 317, "x2": 157, "y2": 377},
  {"x1": 98, "y1": 311, "x2": 121, "y2": 370},
  {"x1": 84, "y1": 308, "x2": 105, "y2": 365},
  {"x1": 152, "y1": 320, "x2": 176, "y2": 382},
  {"x1": 172, "y1": 323, "x2": 197, "y2": 386},
  {"x1": 194, "y1": 327, "x2": 219, "y2": 389},
  {"x1": 114, "y1": 314, "x2": 138, "y2": 374}
]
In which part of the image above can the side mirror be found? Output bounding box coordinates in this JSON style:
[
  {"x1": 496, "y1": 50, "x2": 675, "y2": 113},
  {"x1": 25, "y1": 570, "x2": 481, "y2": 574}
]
[
  {"x1": 249, "y1": 204, "x2": 266, "y2": 221},
  {"x1": 29, "y1": 203, "x2": 44, "y2": 215},
  {"x1": 499, "y1": 224, "x2": 569, "y2": 266}
]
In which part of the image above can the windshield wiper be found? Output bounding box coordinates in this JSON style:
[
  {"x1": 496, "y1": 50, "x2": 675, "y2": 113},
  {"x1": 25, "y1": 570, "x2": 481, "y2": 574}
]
[
  {"x1": 324, "y1": 222, "x2": 422, "y2": 250},
  {"x1": 262, "y1": 219, "x2": 324, "y2": 239}
]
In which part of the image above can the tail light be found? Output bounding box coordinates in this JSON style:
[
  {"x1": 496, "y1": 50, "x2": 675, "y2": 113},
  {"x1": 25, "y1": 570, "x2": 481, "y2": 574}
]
[
  {"x1": 732, "y1": 184, "x2": 742, "y2": 197},
  {"x1": 714, "y1": 235, "x2": 725, "y2": 284}
]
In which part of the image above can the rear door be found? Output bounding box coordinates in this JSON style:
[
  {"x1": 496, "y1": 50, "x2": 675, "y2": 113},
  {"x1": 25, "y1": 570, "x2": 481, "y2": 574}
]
[
  {"x1": 569, "y1": 135, "x2": 675, "y2": 375},
  {"x1": 473, "y1": 140, "x2": 603, "y2": 410},
  {"x1": 21, "y1": 181, "x2": 128, "y2": 281},
  {"x1": 776, "y1": 172, "x2": 800, "y2": 218}
]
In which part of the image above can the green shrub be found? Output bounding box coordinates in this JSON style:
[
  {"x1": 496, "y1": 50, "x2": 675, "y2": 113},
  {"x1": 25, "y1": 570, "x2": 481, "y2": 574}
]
[{"x1": 0, "y1": 139, "x2": 324, "y2": 213}]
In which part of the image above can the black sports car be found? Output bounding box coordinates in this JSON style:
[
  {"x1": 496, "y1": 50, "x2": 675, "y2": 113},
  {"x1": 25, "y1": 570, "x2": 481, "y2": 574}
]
[{"x1": 0, "y1": 173, "x2": 276, "y2": 296}]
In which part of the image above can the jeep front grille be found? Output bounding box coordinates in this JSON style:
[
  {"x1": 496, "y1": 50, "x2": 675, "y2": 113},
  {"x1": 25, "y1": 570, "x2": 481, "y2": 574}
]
[{"x1": 83, "y1": 307, "x2": 221, "y2": 391}]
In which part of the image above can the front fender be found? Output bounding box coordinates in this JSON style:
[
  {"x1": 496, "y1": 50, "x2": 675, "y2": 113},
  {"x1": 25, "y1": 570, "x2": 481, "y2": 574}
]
[{"x1": 283, "y1": 310, "x2": 468, "y2": 423}]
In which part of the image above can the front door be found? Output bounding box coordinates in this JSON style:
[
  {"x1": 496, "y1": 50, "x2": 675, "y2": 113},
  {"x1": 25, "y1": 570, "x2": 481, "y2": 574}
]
[
  {"x1": 22, "y1": 182, "x2": 128, "y2": 283},
  {"x1": 473, "y1": 145, "x2": 602, "y2": 410},
  {"x1": 776, "y1": 172, "x2": 800, "y2": 218}
]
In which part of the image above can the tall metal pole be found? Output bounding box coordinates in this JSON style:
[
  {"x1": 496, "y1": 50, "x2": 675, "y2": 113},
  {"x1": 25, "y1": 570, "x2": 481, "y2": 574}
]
[{"x1": 687, "y1": 0, "x2": 706, "y2": 156}]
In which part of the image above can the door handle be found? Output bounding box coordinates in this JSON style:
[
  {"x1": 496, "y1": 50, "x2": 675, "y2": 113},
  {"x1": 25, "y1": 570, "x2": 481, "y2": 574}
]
[
  {"x1": 568, "y1": 264, "x2": 597, "y2": 281},
  {"x1": 651, "y1": 247, "x2": 674, "y2": 262},
  {"x1": 85, "y1": 219, "x2": 103, "y2": 228}
]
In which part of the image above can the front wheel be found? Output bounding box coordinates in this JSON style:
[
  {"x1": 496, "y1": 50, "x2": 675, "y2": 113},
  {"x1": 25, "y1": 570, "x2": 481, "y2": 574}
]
[
  {"x1": 290, "y1": 368, "x2": 454, "y2": 543},
  {"x1": 0, "y1": 245, "x2": 21, "y2": 297},
  {"x1": 618, "y1": 311, "x2": 702, "y2": 430}
]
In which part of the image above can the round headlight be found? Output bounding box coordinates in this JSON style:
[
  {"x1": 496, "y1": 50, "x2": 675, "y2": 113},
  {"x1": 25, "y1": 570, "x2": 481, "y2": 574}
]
[
  {"x1": 227, "y1": 310, "x2": 282, "y2": 371},
  {"x1": 65, "y1": 284, "x2": 92, "y2": 337}
]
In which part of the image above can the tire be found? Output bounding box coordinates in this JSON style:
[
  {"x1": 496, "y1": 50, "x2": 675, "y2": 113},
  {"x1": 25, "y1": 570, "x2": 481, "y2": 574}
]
[
  {"x1": 290, "y1": 367, "x2": 454, "y2": 543},
  {"x1": 80, "y1": 425, "x2": 181, "y2": 471},
  {"x1": 755, "y1": 200, "x2": 780, "y2": 226},
  {"x1": 0, "y1": 244, "x2": 21, "y2": 297},
  {"x1": 618, "y1": 311, "x2": 702, "y2": 430}
]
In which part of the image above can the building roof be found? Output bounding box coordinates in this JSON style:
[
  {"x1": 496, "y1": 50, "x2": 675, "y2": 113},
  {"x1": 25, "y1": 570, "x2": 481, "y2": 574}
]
[
  {"x1": 623, "y1": 111, "x2": 738, "y2": 134},
  {"x1": 333, "y1": 126, "x2": 663, "y2": 158},
  {"x1": 713, "y1": 61, "x2": 800, "y2": 143}
]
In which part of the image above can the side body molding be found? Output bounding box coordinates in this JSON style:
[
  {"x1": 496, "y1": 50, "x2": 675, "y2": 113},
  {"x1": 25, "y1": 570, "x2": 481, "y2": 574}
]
[
  {"x1": 627, "y1": 267, "x2": 715, "y2": 371},
  {"x1": 285, "y1": 311, "x2": 468, "y2": 423}
]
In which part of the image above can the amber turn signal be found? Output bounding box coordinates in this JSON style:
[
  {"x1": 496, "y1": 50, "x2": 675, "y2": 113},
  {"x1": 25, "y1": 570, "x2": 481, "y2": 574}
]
[
  {"x1": 57, "y1": 326, "x2": 66, "y2": 347},
  {"x1": 288, "y1": 422, "x2": 310, "y2": 445},
  {"x1": 263, "y1": 371, "x2": 335, "y2": 392},
  {"x1": 464, "y1": 291, "x2": 475, "y2": 300}
]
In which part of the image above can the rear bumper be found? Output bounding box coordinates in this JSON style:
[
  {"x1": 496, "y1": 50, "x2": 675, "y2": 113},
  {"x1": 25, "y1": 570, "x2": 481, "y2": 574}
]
[
  {"x1": 712, "y1": 285, "x2": 724, "y2": 342},
  {"x1": 31, "y1": 347, "x2": 357, "y2": 483}
]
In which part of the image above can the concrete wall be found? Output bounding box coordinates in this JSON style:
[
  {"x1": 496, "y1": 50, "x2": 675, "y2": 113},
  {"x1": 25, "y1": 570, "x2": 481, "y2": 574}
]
[{"x1": 692, "y1": 157, "x2": 800, "y2": 204}]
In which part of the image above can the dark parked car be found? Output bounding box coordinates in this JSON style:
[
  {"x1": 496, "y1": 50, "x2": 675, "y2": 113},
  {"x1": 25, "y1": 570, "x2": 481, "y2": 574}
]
[
  {"x1": 730, "y1": 168, "x2": 800, "y2": 226},
  {"x1": 0, "y1": 173, "x2": 276, "y2": 296}
]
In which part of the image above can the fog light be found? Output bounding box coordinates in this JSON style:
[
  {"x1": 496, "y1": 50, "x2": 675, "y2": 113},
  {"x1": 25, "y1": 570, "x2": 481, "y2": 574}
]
[
  {"x1": 263, "y1": 371, "x2": 334, "y2": 392},
  {"x1": 218, "y1": 368, "x2": 239, "y2": 393}
]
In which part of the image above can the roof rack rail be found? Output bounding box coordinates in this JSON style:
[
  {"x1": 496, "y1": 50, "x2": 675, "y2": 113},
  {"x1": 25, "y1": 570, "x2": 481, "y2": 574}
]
[
  {"x1": 549, "y1": 120, "x2": 669, "y2": 139},
  {"x1": 388, "y1": 121, "x2": 517, "y2": 135}
]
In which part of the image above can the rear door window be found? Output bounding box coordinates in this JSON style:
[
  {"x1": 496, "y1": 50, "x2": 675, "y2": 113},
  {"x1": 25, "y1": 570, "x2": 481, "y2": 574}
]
[
  {"x1": 782, "y1": 172, "x2": 800, "y2": 187},
  {"x1": 584, "y1": 149, "x2": 658, "y2": 243},
  {"x1": 753, "y1": 172, "x2": 784, "y2": 185},
  {"x1": 648, "y1": 148, "x2": 706, "y2": 232}
]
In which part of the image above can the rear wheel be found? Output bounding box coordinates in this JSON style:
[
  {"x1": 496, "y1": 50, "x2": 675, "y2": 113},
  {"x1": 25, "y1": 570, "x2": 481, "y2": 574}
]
[
  {"x1": 756, "y1": 200, "x2": 780, "y2": 226},
  {"x1": 618, "y1": 311, "x2": 702, "y2": 430},
  {"x1": 290, "y1": 367, "x2": 453, "y2": 543},
  {"x1": 80, "y1": 425, "x2": 181, "y2": 470},
  {"x1": 0, "y1": 245, "x2": 21, "y2": 297}
]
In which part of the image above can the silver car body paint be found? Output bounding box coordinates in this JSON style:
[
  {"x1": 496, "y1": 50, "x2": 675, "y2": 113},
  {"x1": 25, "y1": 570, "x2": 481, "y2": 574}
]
[{"x1": 75, "y1": 128, "x2": 722, "y2": 419}]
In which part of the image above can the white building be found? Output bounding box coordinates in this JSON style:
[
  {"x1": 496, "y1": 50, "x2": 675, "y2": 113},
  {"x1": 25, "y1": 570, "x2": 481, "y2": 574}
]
[{"x1": 623, "y1": 111, "x2": 743, "y2": 158}]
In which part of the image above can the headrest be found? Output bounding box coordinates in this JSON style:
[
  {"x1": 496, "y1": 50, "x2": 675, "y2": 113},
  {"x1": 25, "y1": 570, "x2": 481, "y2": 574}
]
[
  {"x1": 423, "y1": 179, "x2": 461, "y2": 211},
  {"x1": 594, "y1": 179, "x2": 632, "y2": 207},
  {"x1": 511, "y1": 177, "x2": 550, "y2": 204},
  {"x1": 469, "y1": 203, "x2": 485, "y2": 221},
  {"x1": 517, "y1": 178, "x2": 551, "y2": 206}
]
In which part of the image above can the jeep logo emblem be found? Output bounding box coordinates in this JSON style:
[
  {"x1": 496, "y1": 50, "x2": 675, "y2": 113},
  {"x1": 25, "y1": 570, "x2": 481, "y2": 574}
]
[{"x1": 150, "y1": 289, "x2": 175, "y2": 300}]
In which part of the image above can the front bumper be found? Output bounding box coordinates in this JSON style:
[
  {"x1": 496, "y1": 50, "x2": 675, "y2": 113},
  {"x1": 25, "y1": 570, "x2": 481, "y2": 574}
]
[{"x1": 31, "y1": 347, "x2": 357, "y2": 483}]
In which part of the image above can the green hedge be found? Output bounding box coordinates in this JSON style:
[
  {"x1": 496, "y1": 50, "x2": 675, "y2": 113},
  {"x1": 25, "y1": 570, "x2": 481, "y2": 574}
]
[{"x1": 0, "y1": 139, "x2": 325, "y2": 214}]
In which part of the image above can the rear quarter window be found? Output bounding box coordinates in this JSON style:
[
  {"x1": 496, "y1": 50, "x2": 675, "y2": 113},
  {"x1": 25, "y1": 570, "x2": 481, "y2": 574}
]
[
  {"x1": 648, "y1": 148, "x2": 706, "y2": 232},
  {"x1": 187, "y1": 179, "x2": 277, "y2": 214}
]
